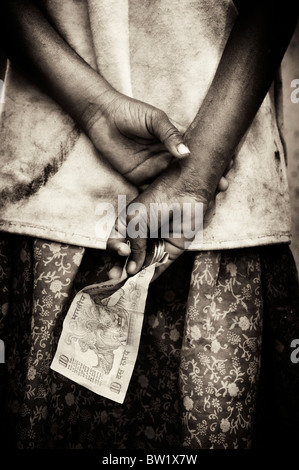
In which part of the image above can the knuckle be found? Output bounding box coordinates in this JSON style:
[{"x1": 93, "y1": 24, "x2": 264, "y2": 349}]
[
  {"x1": 162, "y1": 126, "x2": 180, "y2": 143},
  {"x1": 129, "y1": 237, "x2": 147, "y2": 253}
]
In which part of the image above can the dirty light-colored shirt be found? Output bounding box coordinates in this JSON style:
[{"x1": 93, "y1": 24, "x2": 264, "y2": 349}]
[{"x1": 0, "y1": 0, "x2": 291, "y2": 250}]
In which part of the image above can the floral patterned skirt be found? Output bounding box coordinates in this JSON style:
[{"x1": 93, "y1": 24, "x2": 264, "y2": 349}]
[{"x1": 0, "y1": 234, "x2": 299, "y2": 449}]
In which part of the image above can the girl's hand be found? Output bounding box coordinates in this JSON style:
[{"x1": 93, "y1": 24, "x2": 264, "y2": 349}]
[
  {"x1": 84, "y1": 90, "x2": 191, "y2": 186},
  {"x1": 106, "y1": 155, "x2": 230, "y2": 281}
]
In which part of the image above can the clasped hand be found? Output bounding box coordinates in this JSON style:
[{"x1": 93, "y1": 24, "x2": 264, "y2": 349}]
[{"x1": 83, "y1": 89, "x2": 230, "y2": 280}]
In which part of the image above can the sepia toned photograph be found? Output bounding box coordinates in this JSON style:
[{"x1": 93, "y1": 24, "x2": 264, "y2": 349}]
[{"x1": 0, "y1": 0, "x2": 299, "y2": 455}]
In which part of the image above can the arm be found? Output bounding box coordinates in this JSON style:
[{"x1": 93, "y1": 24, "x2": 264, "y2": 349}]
[
  {"x1": 1, "y1": 0, "x2": 191, "y2": 184},
  {"x1": 182, "y1": 1, "x2": 298, "y2": 202},
  {"x1": 108, "y1": 1, "x2": 298, "y2": 278}
]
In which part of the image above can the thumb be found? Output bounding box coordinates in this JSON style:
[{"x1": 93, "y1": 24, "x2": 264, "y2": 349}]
[
  {"x1": 126, "y1": 236, "x2": 148, "y2": 275},
  {"x1": 125, "y1": 204, "x2": 148, "y2": 276},
  {"x1": 151, "y1": 110, "x2": 190, "y2": 159}
]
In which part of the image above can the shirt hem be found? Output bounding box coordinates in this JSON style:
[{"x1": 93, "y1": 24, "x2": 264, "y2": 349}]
[{"x1": 0, "y1": 221, "x2": 291, "y2": 251}]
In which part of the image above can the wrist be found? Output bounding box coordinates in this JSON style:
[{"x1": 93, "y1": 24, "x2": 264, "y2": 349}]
[
  {"x1": 173, "y1": 156, "x2": 216, "y2": 205},
  {"x1": 183, "y1": 127, "x2": 232, "y2": 201},
  {"x1": 77, "y1": 81, "x2": 119, "y2": 132},
  {"x1": 149, "y1": 161, "x2": 211, "y2": 210}
]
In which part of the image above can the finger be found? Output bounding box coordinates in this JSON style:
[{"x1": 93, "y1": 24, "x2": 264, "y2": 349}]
[
  {"x1": 150, "y1": 110, "x2": 190, "y2": 159},
  {"x1": 125, "y1": 151, "x2": 172, "y2": 185},
  {"x1": 106, "y1": 237, "x2": 131, "y2": 257},
  {"x1": 126, "y1": 236, "x2": 147, "y2": 275},
  {"x1": 108, "y1": 262, "x2": 125, "y2": 280},
  {"x1": 217, "y1": 176, "x2": 229, "y2": 192},
  {"x1": 106, "y1": 236, "x2": 131, "y2": 280}
]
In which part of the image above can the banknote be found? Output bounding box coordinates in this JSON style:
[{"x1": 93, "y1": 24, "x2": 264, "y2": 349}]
[{"x1": 50, "y1": 263, "x2": 156, "y2": 404}]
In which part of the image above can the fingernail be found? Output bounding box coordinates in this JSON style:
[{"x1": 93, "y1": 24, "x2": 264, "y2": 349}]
[
  {"x1": 127, "y1": 260, "x2": 137, "y2": 274},
  {"x1": 177, "y1": 143, "x2": 190, "y2": 156},
  {"x1": 117, "y1": 243, "x2": 131, "y2": 256}
]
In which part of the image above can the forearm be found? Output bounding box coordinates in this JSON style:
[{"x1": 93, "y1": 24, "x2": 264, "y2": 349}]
[
  {"x1": 183, "y1": 2, "x2": 298, "y2": 202},
  {"x1": 2, "y1": 0, "x2": 113, "y2": 128}
]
